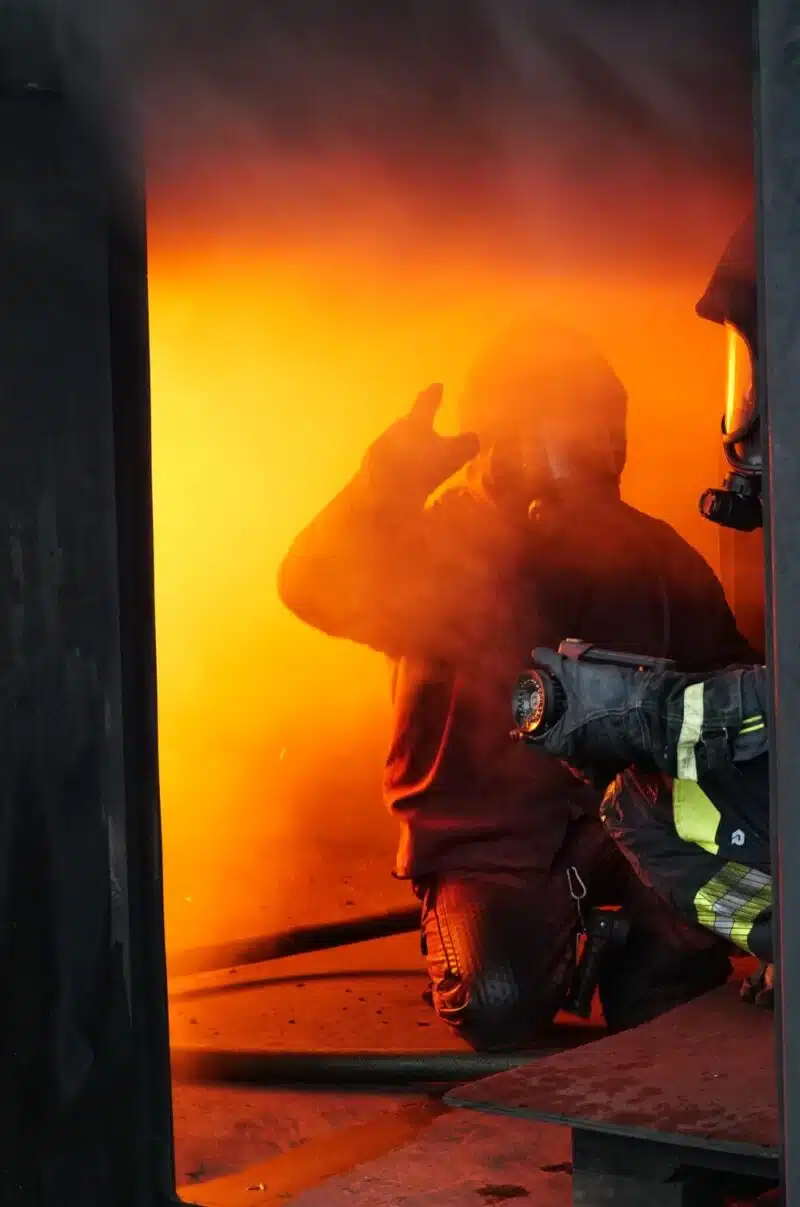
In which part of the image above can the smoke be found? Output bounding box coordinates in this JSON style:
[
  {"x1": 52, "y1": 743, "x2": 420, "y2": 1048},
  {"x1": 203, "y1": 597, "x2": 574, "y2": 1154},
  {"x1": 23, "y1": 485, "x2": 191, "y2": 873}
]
[
  {"x1": 135, "y1": 0, "x2": 752, "y2": 268},
  {"x1": 46, "y1": 0, "x2": 754, "y2": 265},
  {"x1": 34, "y1": 0, "x2": 757, "y2": 948},
  {"x1": 143, "y1": 7, "x2": 747, "y2": 153},
  {"x1": 132, "y1": 1, "x2": 752, "y2": 155},
  {"x1": 480, "y1": 1, "x2": 752, "y2": 161}
]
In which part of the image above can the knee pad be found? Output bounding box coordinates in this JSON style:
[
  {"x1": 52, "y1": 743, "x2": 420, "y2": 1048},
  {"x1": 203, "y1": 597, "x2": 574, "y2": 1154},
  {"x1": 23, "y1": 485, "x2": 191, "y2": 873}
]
[{"x1": 432, "y1": 966, "x2": 555, "y2": 1052}]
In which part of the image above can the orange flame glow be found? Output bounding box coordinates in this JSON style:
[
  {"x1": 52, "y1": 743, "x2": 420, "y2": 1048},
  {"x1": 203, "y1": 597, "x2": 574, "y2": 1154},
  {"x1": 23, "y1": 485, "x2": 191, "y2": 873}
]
[{"x1": 147, "y1": 167, "x2": 743, "y2": 958}]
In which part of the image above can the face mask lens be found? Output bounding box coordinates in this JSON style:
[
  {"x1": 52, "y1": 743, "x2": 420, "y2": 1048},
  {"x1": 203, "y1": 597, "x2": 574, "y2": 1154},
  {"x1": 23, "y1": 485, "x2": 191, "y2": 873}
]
[
  {"x1": 724, "y1": 323, "x2": 760, "y2": 472},
  {"x1": 724, "y1": 324, "x2": 754, "y2": 435}
]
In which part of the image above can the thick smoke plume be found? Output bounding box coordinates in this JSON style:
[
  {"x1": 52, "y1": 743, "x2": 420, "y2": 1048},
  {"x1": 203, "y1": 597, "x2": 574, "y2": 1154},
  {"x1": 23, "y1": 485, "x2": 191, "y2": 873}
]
[
  {"x1": 45, "y1": 0, "x2": 757, "y2": 954},
  {"x1": 138, "y1": 1, "x2": 752, "y2": 192},
  {"x1": 134, "y1": 1, "x2": 752, "y2": 160},
  {"x1": 57, "y1": 0, "x2": 753, "y2": 252}
]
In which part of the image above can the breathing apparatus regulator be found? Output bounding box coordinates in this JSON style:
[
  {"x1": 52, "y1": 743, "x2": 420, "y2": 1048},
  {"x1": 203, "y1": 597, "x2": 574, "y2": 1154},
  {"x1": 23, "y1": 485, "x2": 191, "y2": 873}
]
[{"x1": 695, "y1": 213, "x2": 763, "y2": 534}]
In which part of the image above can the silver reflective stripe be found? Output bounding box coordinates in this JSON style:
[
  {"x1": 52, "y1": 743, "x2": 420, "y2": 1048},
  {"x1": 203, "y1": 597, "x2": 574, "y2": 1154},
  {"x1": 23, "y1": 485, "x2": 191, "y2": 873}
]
[
  {"x1": 694, "y1": 863, "x2": 773, "y2": 953},
  {"x1": 677, "y1": 682, "x2": 704, "y2": 781}
]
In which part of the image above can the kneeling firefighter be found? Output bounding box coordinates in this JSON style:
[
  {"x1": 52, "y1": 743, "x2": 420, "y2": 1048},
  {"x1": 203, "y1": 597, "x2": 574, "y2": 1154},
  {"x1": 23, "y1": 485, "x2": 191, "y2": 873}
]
[{"x1": 513, "y1": 213, "x2": 775, "y2": 1005}]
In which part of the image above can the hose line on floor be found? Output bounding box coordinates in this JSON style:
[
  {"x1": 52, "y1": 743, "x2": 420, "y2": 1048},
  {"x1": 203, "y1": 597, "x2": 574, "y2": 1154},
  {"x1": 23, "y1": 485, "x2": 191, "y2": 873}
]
[
  {"x1": 168, "y1": 905, "x2": 592, "y2": 1086},
  {"x1": 169, "y1": 904, "x2": 422, "y2": 978},
  {"x1": 170, "y1": 1046, "x2": 558, "y2": 1086}
]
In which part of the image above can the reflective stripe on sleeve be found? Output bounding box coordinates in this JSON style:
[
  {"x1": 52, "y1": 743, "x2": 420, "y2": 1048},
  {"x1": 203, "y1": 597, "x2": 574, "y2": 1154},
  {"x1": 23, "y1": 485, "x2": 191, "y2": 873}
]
[
  {"x1": 677, "y1": 682, "x2": 704, "y2": 780},
  {"x1": 739, "y1": 717, "x2": 766, "y2": 735}
]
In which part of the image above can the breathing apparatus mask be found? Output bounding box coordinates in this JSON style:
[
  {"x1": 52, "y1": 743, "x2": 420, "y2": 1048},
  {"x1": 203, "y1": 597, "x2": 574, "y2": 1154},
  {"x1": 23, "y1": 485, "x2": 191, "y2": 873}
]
[
  {"x1": 458, "y1": 322, "x2": 628, "y2": 512},
  {"x1": 696, "y1": 214, "x2": 762, "y2": 532}
]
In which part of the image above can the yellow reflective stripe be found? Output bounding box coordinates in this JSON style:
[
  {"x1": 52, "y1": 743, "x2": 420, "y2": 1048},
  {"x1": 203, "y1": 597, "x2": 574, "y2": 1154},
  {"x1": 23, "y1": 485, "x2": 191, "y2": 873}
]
[
  {"x1": 739, "y1": 721, "x2": 765, "y2": 735},
  {"x1": 677, "y1": 682, "x2": 704, "y2": 780},
  {"x1": 672, "y1": 780, "x2": 721, "y2": 854},
  {"x1": 693, "y1": 863, "x2": 772, "y2": 953},
  {"x1": 741, "y1": 715, "x2": 762, "y2": 725},
  {"x1": 730, "y1": 879, "x2": 773, "y2": 951},
  {"x1": 694, "y1": 871, "x2": 734, "y2": 932}
]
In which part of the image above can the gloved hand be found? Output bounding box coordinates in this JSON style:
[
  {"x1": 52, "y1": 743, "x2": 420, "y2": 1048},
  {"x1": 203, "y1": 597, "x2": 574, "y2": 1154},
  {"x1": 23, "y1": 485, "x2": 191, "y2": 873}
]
[
  {"x1": 740, "y1": 963, "x2": 774, "y2": 1010},
  {"x1": 529, "y1": 646, "x2": 661, "y2": 770},
  {"x1": 360, "y1": 383, "x2": 479, "y2": 506}
]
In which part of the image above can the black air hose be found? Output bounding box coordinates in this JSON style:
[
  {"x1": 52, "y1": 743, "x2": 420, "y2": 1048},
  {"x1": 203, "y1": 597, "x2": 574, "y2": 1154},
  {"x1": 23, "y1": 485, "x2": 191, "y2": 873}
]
[
  {"x1": 168, "y1": 904, "x2": 422, "y2": 978},
  {"x1": 170, "y1": 1046, "x2": 557, "y2": 1086},
  {"x1": 168, "y1": 904, "x2": 596, "y2": 1086}
]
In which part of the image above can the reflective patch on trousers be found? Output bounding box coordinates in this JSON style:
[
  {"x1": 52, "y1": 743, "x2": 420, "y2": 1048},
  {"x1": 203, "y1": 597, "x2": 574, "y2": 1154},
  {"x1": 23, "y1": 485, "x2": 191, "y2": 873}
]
[
  {"x1": 693, "y1": 862, "x2": 772, "y2": 953},
  {"x1": 672, "y1": 779, "x2": 721, "y2": 856}
]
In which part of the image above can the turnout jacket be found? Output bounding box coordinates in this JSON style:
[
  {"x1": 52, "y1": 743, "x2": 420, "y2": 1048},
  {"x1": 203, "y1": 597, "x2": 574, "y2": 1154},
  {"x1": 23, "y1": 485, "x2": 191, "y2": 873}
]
[
  {"x1": 279, "y1": 444, "x2": 751, "y2": 880},
  {"x1": 531, "y1": 653, "x2": 772, "y2": 960}
]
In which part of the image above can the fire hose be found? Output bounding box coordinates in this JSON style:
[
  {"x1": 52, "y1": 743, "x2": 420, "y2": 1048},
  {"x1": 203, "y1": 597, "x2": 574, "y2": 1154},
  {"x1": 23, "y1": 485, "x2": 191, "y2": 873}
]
[
  {"x1": 168, "y1": 904, "x2": 422, "y2": 978},
  {"x1": 167, "y1": 642, "x2": 658, "y2": 1089},
  {"x1": 167, "y1": 905, "x2": 569, "y2": 1086}
]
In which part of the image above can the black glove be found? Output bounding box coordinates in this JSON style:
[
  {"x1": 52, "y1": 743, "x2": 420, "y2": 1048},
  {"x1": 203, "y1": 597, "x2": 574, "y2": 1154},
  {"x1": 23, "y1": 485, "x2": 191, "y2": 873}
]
[
  {"x1": 360, "y1": 383, "x2": 479, "y2": 507},
  {"x1": 529, "y1": 646, "x2": 662, "y2": 769},
  {"x1": 740, "y1": 963, "x2": 774, "y2": 1011}
]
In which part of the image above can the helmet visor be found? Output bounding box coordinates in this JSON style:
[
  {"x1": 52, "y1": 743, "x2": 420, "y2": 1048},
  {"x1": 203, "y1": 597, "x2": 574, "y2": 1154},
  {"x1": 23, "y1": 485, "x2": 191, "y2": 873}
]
[{"x1": 723, "y1": 322, "x2": 760, "y2": 473}]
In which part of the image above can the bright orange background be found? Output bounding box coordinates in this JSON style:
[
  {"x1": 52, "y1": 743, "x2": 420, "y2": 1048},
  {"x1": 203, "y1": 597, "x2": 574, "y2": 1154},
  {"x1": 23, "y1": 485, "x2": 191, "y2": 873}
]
[{"x1": 147, "y1": 161, "x2": 750, "y2": 955}]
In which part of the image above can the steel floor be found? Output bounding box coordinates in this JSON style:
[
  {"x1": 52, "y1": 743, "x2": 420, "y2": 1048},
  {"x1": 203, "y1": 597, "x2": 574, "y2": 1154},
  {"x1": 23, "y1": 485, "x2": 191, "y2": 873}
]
[
  {"x1": 446, "y1": 983, "x2": 777, "y2": 1157},
  {"x1": 182, "y1": 1101, "x2": 573, "y2": 1207}
]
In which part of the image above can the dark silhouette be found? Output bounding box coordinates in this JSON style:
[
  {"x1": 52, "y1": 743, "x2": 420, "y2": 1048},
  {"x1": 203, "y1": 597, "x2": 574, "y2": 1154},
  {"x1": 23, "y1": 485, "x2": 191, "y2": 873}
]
[{"x1": 279, "y1": 320, "x2": 752, "y2": 1049}]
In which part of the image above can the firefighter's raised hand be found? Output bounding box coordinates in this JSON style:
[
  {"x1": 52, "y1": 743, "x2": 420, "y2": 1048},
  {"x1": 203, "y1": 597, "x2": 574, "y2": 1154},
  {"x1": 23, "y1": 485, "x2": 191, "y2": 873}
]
[{"x1": 360, "y1": 383, "x2": 479, "y2": 504}]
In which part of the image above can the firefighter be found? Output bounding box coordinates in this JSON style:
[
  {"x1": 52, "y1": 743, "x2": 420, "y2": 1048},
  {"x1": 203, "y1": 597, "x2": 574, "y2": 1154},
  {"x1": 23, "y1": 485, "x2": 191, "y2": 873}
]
[
  {"x1": 278, "y1": 315, "x2": 753, "y2": 1049},
  {"x1": 527, "y1": 214, "x2": 775, "y2": 1001}
]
